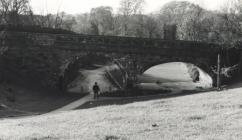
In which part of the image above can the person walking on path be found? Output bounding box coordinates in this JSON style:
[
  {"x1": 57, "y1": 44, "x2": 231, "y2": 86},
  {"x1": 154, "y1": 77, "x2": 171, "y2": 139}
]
[{"x1": 93, "y1": 82, "x2": 100, "y2": 99}]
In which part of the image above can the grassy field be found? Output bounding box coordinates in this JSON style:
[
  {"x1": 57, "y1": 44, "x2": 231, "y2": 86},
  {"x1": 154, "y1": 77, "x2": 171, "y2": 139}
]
[{"x1": 0, "y1": 86, "x2": 242, "y2": 140}]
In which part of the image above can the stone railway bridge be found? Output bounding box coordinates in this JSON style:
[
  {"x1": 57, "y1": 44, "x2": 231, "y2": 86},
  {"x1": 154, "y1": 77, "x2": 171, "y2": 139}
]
[{"x1": 0, "y1": 31, "x2": 240, "y2": 90}]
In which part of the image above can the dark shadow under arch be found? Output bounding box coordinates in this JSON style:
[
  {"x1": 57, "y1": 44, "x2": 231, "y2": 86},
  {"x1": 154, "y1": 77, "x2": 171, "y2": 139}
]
[{"x1": 58, "y1": 53, "x2": 112, "y2": 91}]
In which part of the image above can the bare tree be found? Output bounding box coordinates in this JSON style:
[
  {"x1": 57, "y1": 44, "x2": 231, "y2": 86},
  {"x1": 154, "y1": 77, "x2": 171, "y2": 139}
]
[
  {"x1": 159, "y1": 1, "x2": 189, "y2": 25},
  {"x1": 90, "y1": 6, "x2": 114, "y2": 35},
  {"x1": 144, "y1": 15, "x2": 159, "y2": 38},
  {"x1": 0, "y1": 0, "x2": 10, "y2": 24},
  {"x1": 159, "y1": 1, "x2": 209, "y2": 41},
  {"x1": 220, "y1": 0, "x2": 242, "y2": 46},
  {"x1": 118, "y1": 0, "x2": 145, "y2": 36},
  {"x1": 54, "y1": 12, "x2": 65, "y2": 29},
  {"x1": 72, "y1": 13, "x2": 92, "y2": 34},
  {"x1": 119, "y1": 0, "x2": 145, "y2": 16},
  {"x1": 158, "y1": 1, "x2": 192, "y2": 39},
  {"x1": 0, "y1": 0, "x2": 31, "y2": 24},
  {"x1": 61, "y1": 14, "x2": 76, "y2": 31},
  {"x1": 10, "y1": 0, "x2": 30, "y2": 14},
  {"x1": 31, "y1": 12, "x2": 76, "y2": 31},
  {"x1": 179, "y1": 5, "x2": 204, "y2": 41}
]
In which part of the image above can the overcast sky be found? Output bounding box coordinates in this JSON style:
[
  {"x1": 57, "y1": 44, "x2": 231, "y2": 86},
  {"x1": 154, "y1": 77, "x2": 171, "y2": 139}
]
[{"x1": 30, "y1": 0, "x2": 229, "y2": 15}]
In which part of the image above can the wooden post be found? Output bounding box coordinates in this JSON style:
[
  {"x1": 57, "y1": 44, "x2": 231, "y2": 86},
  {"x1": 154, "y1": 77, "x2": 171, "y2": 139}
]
[{"x1": 217, "y1": 53, "x2": 221, "y2": 90}]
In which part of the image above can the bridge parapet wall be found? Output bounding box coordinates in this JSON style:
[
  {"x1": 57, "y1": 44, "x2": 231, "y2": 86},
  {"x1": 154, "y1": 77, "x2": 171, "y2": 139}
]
[{"x1": 1, "y1": 31, "x2": 221, "y2": 52}]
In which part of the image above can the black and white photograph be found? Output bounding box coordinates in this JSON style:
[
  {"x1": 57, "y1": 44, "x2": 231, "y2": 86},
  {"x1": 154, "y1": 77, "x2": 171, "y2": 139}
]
[{"x1": 0, "y1": 0, "x2": 242, "y2": 139}]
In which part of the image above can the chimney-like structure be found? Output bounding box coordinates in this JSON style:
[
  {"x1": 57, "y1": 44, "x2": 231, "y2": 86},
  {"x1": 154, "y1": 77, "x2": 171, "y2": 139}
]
[{"x1": 164, "y1": 24, "x2": 177, "y2": 40}]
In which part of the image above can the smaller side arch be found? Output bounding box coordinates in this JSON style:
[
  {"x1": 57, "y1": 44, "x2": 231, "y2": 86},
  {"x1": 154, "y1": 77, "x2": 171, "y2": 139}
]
[{"x1": 58, "y1": 53, "x2": 112, "y2": 91}]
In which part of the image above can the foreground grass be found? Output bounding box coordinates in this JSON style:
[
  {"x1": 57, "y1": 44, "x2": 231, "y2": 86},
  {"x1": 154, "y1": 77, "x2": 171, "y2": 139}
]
[{"x1": 0, "y1": 87, "x2": 242, "y2": 140}]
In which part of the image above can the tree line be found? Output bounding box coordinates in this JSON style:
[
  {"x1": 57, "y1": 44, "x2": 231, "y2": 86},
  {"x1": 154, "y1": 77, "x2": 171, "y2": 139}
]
[{"x1": 1, "y1": 0, "x2": 242, "y2": 46}]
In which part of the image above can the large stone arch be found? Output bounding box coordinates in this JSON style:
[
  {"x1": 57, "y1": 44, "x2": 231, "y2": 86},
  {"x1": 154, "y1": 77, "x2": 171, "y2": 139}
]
[{"x1": 135, "y1": 56, "x2": 217, "y2": 85}]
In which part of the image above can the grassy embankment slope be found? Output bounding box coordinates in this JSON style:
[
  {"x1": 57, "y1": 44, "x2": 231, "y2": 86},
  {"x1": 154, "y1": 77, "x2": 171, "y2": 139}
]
[
  {"x1": 0, "y1": 84, "x2": 84, "y2": 118},
  {"x1": 0, "y1": 85, "x2": 242, "y2": 140}
]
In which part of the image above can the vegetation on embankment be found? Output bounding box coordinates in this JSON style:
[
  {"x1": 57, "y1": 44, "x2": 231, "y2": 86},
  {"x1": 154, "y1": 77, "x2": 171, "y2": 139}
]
[
  {"x1": 104, "y1": 64, "x2": 125, "y2": 90},
  {"x1": 99, "y1": 88, "x2": 171, "y2": 98}
]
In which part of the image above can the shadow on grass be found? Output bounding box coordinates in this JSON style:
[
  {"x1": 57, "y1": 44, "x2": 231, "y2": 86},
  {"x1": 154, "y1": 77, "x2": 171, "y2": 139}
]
[
  {"x1": 77, "y1": 89, "x2": 215, "y2": 110},
  {"x1": 187, "y1": 115, "x2": 206, "y2": 121},
  {"x1": 223, "y1": 79, "x2": 242, "y2": 90},
  {"x1": 105, "y1": 135, "x2": 120, "y2": 140},
  {"x1": 0, "y1": 90, "x2": 88, "y2": 119}
]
